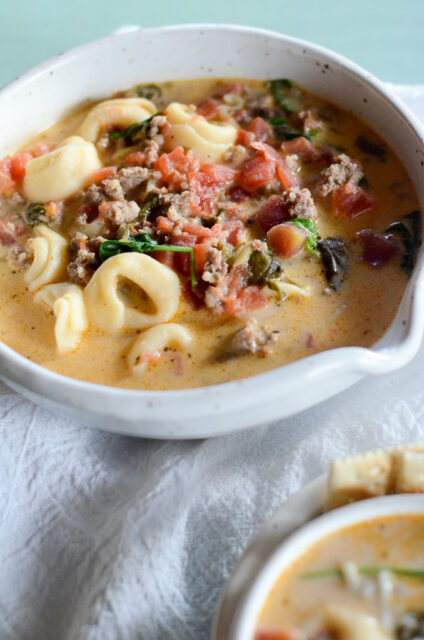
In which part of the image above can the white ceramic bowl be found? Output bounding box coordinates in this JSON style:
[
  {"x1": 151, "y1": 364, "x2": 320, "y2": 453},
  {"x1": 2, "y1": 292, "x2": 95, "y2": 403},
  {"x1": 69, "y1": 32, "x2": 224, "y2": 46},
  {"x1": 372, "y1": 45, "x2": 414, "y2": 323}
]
[
  {"x1": 229, "y1": 493, "x2": 424, "y2": 640},
  {"x1": 1, "y1": 24, "x2": 424, "y2": 438}
]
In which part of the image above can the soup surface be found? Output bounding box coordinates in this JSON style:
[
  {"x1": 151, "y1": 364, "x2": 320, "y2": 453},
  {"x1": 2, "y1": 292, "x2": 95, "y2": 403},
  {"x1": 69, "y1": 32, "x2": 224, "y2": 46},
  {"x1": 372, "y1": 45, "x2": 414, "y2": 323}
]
[
  {"x1": 256, "y1": 514, "x2": 424, "y2": 639},
  {"x1": 0, "y1": 78, "x2": 419, "y2": 389}
]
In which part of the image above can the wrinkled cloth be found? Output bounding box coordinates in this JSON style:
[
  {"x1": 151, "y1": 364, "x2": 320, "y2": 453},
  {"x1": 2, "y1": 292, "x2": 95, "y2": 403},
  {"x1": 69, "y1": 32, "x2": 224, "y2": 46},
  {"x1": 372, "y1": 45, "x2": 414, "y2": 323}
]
[{"x1": 1, "y1": 85, "x2": 424, "y2": 640}]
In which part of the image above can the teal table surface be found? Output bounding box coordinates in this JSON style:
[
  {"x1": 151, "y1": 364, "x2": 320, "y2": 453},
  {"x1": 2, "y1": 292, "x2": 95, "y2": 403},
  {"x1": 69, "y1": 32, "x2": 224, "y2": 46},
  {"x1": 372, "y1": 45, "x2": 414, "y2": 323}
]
[{"x1": 0, "y1": 0, "x2": 423, "y2": 88}]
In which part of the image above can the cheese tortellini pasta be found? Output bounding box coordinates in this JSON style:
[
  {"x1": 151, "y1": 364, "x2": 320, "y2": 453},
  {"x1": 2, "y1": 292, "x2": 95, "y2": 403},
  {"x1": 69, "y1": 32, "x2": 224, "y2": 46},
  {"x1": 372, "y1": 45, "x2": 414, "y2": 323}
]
[
  {"x1": 24, "y1": 225, "x2": 67, "y2": 292},
  {"x1": 128, "y1": 323, "x2": 192, "y2": 376},
  {"x1": 84, "y1": 253, "x2": 181, "y2": 333},
  {"x1": 79, "y1": 98, "x2": 157, "y2": 142},
  {"x1": 24, "y1": 136, "x2": 101, "y2": 202},
  {"x1": 34, "y1": 283, "x2": 88, "y2": 355},
  {"x1": 323, "y1": 605, "x2": 390, "y2": 640},
  {"x1": 165, "y1": 102, "x2": 237, "y2": 162}
]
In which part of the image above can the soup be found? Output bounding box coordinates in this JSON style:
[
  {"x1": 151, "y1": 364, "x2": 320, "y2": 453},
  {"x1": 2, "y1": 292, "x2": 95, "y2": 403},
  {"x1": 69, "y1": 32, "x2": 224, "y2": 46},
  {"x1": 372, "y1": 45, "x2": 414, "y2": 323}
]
[
  {"x1": 256, "y1": 514, "x2": 424, "y2": 639},
  {"x1": 0, "y1": 78, "x2": 419, "y2": 389}
]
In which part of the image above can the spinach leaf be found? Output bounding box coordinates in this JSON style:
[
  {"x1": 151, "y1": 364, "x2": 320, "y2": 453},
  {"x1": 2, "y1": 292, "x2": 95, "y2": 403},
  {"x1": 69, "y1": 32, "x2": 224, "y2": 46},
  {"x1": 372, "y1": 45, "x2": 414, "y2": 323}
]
[
  {"x1": 318, "y1": 237, "x2": 349, "y2": 291},
  {"x1": 138, "y1": 194, "x2": 160, "y2": 221},
  {"x1": 25, "y1": 202, "x2": 46, "y2": 227},
  {"x1": 355, "y1": 134, "x2": 387, "y2": 161},
  {"x1": 385, "y1": 209, "x2": 421, "y2": 276},
  {"x1": 248, "y1": 250, "x2": 281, "y2": 285},
  {"x1": 270, "y1": 117, "x2": 311, "y2": 142},
  {"x1": 287, "y1": 217, "x2": 319, "y2": 256},
  {"x1": 268, "y1": 79, "x2": 300, "y2": 115},
  {"x1": 99, "y1": 232, "x2": 198, "y2": 288},
  {"x1": 110, "y1": 111, "x2": 164, "y2": 143},
  {"x1": 134, "y1": 84, "x2": 162, "y2": 101}
]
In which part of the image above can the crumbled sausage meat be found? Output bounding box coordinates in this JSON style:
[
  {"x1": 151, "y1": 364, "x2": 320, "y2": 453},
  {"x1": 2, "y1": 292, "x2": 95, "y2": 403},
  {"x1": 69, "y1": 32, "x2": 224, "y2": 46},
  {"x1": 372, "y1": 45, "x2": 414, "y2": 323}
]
[
  {"x1": 117, "y1": 167, "x2": 149, "y2": 192},
  {"x1": 228, "y1": 318, "x2": 278, "y2": 356},
  {"x1": 202, "y1": 247, "x2": 228, "y2": 284},
  {"x1": 8, "y1": 245, "x2": 33, "y2": 269},
  {"x1": 142, "y1": 140, "x2": 161, "y2": 167},
  {"x1": 67, "y1": 233, "x2": 105, "y2": 285},
  {"x1": 317, "y1": 153, "x2": 363, "y2": 196},
  {"x1": 102, "y1": 178, "x2": 125, "y2": 201},
  {"x1": 99, "y1": 200, "x2": 140, "y2": 226},
  {"x1": 285, "y1": 187, "x2": 317, "y2": 219}
]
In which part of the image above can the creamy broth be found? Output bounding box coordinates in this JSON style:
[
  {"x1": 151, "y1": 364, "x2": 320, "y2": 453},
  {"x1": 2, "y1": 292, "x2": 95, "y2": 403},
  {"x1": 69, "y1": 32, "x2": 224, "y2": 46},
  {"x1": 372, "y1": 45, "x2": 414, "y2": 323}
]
[
  {"x1": 0, "y1": 79, "x2": 419, "y2": 389},
  {"x1": 257, "y1": 515, "x2": 424, "y2": 639}
]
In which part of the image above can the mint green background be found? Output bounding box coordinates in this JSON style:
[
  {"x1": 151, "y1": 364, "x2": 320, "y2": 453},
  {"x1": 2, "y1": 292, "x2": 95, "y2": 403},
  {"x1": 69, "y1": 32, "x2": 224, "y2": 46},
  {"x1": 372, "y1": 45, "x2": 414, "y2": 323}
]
[{"x1": 1, "y1": 0, "x2": 423, "y2": 87}]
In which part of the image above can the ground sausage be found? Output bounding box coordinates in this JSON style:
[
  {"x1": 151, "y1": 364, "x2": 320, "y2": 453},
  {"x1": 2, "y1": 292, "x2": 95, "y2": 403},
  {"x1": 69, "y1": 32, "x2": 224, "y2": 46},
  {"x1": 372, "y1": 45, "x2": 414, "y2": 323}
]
[
  {"x1": 228, "y1": 317, "x2": 278, "y2": 356},
  {"x1": 284, "y1": 186, "x2": 317, "y2": 219},
  {"x1": 202, "y1": 247, "x2": 228, "y2": 284},
  {"x1": 317, "y1": 153, "x2": 363, "y2": 196}
]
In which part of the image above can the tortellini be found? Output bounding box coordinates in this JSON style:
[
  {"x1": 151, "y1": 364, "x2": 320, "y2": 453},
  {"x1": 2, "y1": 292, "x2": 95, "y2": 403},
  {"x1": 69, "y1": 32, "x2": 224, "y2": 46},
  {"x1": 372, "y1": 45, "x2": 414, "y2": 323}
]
[
  {"x1": 165, "y1": 102, "x2": 237, "y2": 162},
  {"x1": 324, "y1": 604, "x2": 390, "y2": 640},
  {"x1": 34, "y1": 283, "x2": 88, "y2": 355},
  {"x1": 79, "y1": 98, "x2": 157, "y2": 142},
  {"x1": 127, "y1": 323, "x2": 192, "y2": 376},
  {"x1": 84, "y1": 253, "x2": 180, "y2": 333},
  {"x1": 24, "y1": 136, "x2": 101, "y2": 202},
  {"x1": 24, "y1": 224, "x2": 67, "y2": 292}
]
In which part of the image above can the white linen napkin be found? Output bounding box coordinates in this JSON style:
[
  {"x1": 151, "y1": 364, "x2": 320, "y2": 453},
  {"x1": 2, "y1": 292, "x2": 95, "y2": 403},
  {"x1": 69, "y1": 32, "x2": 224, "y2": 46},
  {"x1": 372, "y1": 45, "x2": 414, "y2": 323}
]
[{"x1": 1, "y1": 84, "x2": 424, "y2": 640}]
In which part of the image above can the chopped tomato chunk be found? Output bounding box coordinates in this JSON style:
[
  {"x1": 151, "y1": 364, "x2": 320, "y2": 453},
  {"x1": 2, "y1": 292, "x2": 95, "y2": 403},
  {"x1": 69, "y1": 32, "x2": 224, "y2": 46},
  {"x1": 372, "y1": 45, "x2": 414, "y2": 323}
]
[
  {"x1": 236, "y1": 129, "x2": 255, "y2": 147},
  {"x1": 125, "y1": 151, "x2": 145, "y2": 166},
  {"x1": 357, "y1": 229, "x2": 399, "y2": 267},
  {"x1": 256, "y1": 195, "x2": 291, "y2": 232},
  {"x1": 227, "y1": 184, "x2": 250, "y2": 202},
  {"x1": 200, "y1": 163, "x2": 239, "y2": 183},
  {"x1": 188, "y1": 172, "x2": 217, "y2": 217},
  {"x1": 333, "y1": 185, "x2": 374, "y2": 218},
  {"x1": 90, "y1": 166, "x2": 117, "y2": 183},
  {"x1": 0, "y1": 159, "x2": 15, "y2": 195},
  {"x1": 281, "y1": 136, "x2": 318, "y2": 159},
  {"x1": 248, "y1": 117, "x2": 272, "y2": 142},
  {"x1": 197, "y1": 100, "x2": 219, "y2": 120},
  {"x1": 155, "y1": 146, "x2": 200, "y2": 188},
  {"x1": 9, "y1": 152, "x2": 33, "y2": 182},
  {"x1": 251, "y1": 141, "x2": 297, "y2": 189},
  {"x1": 238, "y1": 155, "x2": 276, "y2": 191},
  {"x1": 267, "y1": 223, "x2": 307, "y2": 258}
]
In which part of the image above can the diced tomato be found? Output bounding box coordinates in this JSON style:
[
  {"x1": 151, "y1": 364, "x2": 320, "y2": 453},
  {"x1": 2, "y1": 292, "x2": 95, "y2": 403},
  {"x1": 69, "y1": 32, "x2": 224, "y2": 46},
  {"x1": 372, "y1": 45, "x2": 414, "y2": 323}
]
[
  {"x1": 222, "y1": 219, "x2": 246, "y2": 246},
  {"x1": 233, "y1": 286, "x2": 268, "y2": 313},
  {"x1": 193, "y1": 243, "x2": 210, "y2": 272},
  {"x1": 357, "y1": 229, "x2": 399, "y2": 267},
  {"x1": 28, "y1": 141, "x2": 54, "y2": 157},
  {"x1": 125, "y1": 151, "x2": 145, "y2": 166},
  {"x1": 236, "y1": 129, "x2": 256, "y2": 147},
  {"x1": 153, "y1": 251, "x2": 175, "y2": 268},
  {"x1": 248, "y1": 117, "x2": 272, "y2": 142},
  {"x1": 183, "y1": 221, "x2": 214, "y2": 240},
  {"x1": 0, "y1": 159, "x2": 15, "y2": 195},
  {"x1": 281, "y1": 137, "x2": 318, "y2": 159},
  {"x1": 333, "y1": 185, "x2": 374, "y2": 218},
  {"x1": 197, "y1": 100, "x2": 219, "y2": 120},
  {"x1": 188, "y1": 172, "x2": 218, "y2": 217},
  {"x1": 267, "y1": 223, "x2": 307, "y2": 258},
  {"x1": 155, "y1": 146, "x2": 200, "y2": 188},
  {"x1": 156, "y1": 215, "x2": 174, "y2": 235},
  {"x1": 0, "y1": 218, "x2": 19, "y2": 246},
  {"x1": 200, "y1": 163, "x2": 239, "y2": 183},
  {"x1": 90, "y1": 166, "x2": 117, "y2": 183},
  {"x1": 9, "y1": 152, "x2": 33, "y2": 182},
  {"x1": 251, "y1": 141, "x2": 297, "y2": 189},
  {"x1": 256, "y1": 195, "x2": 291, "y2": 232},
  {"x1": 238, "y1": 155, "x2": 276, "y2": 191},
  {"x1": 227, "y1": 184, "x2": 250, "y2": 203}
]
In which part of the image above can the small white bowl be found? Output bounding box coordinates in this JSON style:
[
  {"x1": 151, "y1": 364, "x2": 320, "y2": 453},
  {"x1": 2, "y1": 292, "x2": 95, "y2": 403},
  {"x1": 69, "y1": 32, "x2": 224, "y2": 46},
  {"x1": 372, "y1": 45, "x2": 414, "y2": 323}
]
[
  {"x1": 1, "y1": 24, "x2": 424, "y2": 438},
  {"x1": 229, "y1": 493, "x2": 424, "y2": 640}
]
